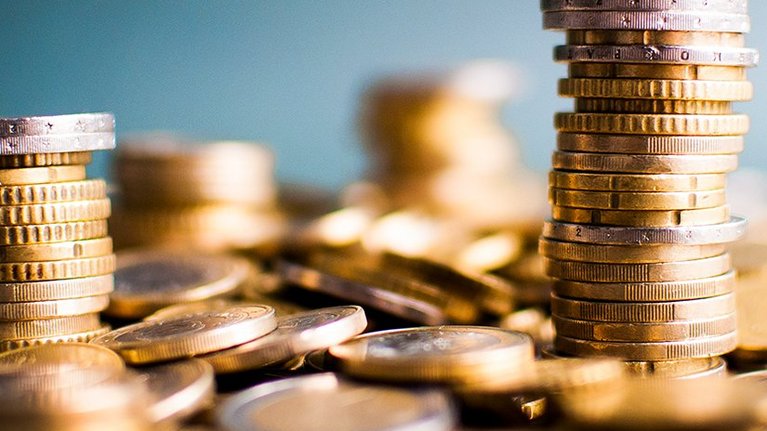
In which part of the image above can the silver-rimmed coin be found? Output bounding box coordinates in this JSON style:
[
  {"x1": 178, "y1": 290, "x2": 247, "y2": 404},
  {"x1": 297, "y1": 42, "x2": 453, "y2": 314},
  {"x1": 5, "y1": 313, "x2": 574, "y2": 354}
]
[
  {"x1": 0, "y1": 113, "x2": 114, "y2": 137},
  {"x1": 543, "y1": 10, "x2": 750, "y2": 32},
  {"x1": 555, "y1": 45, "x2": 759, "y2": 67},
  {"x1": 541, "y1": 0, "x2": 748, "y2": 13}
]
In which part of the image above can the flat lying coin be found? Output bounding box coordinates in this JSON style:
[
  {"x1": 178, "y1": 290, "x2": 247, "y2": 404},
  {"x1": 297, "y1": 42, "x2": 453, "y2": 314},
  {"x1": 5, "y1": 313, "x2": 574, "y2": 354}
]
[
  {"x1": 0, "y1": 342, "x2": 124, "y2": 372},
  {"x1": 551, "y1": 205, "x2": 731, "y2": 227},
  {"x1": 0, "y1": 198, "x2": 111, "y2": 225},
  {"x1": 554, "y1": 113, "x2": 749, "y2": 135},
  {"x1": 551, "y1": 293, "x2": 735, "y2": 322},
  {"x1": 135, "y1": 359, "x2": 215, "y2": 425},
  {"x1": 0, "y1": 152, "x2": 92, "y2": 168},
  {"x1": 549, "y1": 171, "x2": 727, "y2": 192},
  {"x1": 329, "y1": 326, "x2": 534, "y2": 385},
  {"x1": 552, "y1": 151, "x2": 739, "y2": 174},
  {"x1": 216, "y1": 373, "x2": 456, "y2": 431},
  {"x1": 540, "y1": 0, "x2": 747, "y2": 13},
  {"x1": 199, "y1": 306, "x2": 367, "y2": 374},
  {"x1": 0, "y1": 237, "x2": 113, "y2": 262},
  {"x1": 0, "y1": 113, "x2": 115, "y2": 138},
  {"x1": 549, "y1": 188, "x2": 726, "y2": 210},
  {"x1": 568, "y1": 63, "x2": 747, "y2": 81},
  {"x1": 555, "y1": 45, "x2": 759, "y2": 67},
  {"x1": 0, "y1": 255, "x2": 115, "y2": 282},
  {"x1": 0, "y1": 295, "x2": 109, "y2": 321},
  {"x1": 552, "y1": 271, "x2": 735, "y2": 302},
  {"x1": 0, "y1": 324, "x2": 111, "y2": 352},
  {"x1": 539, "y1": 238, "x2": 727, "y2": 263},
  {"x1": 0, "y1": 314, "x2": 102, "y2": 340},
  {"x1": 0, "y1": 220, "x2": 109, "y2": 245},
  {"x1": 554, "y1": 332, "x2": 737, "y2": 360},
  {"x1": 552, "y1": 314, "x2": 737, "y2": 342},
  {"x1": 0, "y1": 275, "x2": 113, "y2": 302},
  {"x1": 90, "y1": 305, "x2": 277, "y2": 365},
  {"x1": 558, "y1": 78, "x2": 753, "y2": 101},
  {"x1": 0, "y1": 179, "x2": 107, "y2": 205},
  {"x1": 543, "y1": 10, "x2": 750, "y2": 32},
  {"x1": 0, "y1": 165, "x2": 86, "y2": 185},
  {"x1": 566, "y1": 30, "x2": 745, "y2": 48},
  {"x1": 575, "y1": 98, "x2": 732, "y2": 115},
  {"x1": 107, "y1": 250, "x2": 252, "y2": 319}
]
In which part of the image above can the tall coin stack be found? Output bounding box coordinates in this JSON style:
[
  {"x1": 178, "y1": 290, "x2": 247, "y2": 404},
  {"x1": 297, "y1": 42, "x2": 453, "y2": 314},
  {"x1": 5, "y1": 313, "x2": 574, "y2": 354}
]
[
  {"x1": 539, "y1": 1, "x2": 757, "y2": 363},
  {"x1": 0, "y1": 113, "x2": 115, "y2": 350},
  {"x1": 111, "y1": 135, "x2": 285, "y2": 253}
]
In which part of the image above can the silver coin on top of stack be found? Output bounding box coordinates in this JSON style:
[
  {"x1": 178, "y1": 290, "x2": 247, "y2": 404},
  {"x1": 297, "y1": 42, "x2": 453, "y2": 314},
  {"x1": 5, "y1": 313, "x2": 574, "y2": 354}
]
[
  {"x1": 110, "y1": 134, "x2": 286, "y2": 254},
  {"x1": 0, "y1": 113, "x2": 116, "y2": 351},
  {"x1": 539, "y1": 1, "x2": 756, "y2": 365}
]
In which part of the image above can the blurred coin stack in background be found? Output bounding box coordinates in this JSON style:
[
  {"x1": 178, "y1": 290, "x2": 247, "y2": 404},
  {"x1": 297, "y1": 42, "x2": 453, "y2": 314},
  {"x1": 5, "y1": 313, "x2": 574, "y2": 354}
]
[
  {"x1": 540, "y1": 0, "x2": 757, "y2": 368},
  {"x1": 0, "y1": 113, "x2": 116, "y2": 351},
  {"x1": 111, "y1": 135, "x2": 286, "y2": 254}
]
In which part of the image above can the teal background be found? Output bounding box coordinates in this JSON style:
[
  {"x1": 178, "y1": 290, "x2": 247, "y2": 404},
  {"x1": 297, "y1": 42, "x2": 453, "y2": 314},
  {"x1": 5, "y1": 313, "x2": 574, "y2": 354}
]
[{"x1": 1, "y1": 1, "x2": 765, "y2": 189}]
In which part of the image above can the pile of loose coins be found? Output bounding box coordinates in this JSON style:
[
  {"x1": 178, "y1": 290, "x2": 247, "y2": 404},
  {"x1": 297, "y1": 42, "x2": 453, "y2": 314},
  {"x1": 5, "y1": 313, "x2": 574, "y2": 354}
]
[
  {"x1": 0, "y1": 113, "x2": 115, "y2": 351},
  {"x1": 540, "y1": 0, "x2": 756, "y2": 366},
  {"x1": 111, "y1": 135, "x2": 285, "y2": 253}
]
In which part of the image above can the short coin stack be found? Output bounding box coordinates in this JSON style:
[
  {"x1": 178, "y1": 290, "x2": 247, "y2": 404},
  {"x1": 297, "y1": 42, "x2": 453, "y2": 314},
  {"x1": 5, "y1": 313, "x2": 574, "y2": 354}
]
[
  {"x1": 539, "y1": 1, "x2": 757, "y2": 362},
  {"x1": 0, "y1": 113, "x2": 116, "y2": 351}
]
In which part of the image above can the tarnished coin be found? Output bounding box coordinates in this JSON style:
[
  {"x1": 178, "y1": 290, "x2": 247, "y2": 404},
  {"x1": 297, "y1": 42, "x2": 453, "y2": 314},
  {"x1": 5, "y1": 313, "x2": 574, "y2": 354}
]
[
  {"x1": 90, "y1": 305, "x2": 277, "y2": 365},
  {"x1": 552, "y1": 151, "x2": 739, "y2": 174},
  {"x1": 0, "y1": 295, "x2": 109, "y2": 321},
  {"x1": 539, "y1": 238, "x2": 727, "y2": 263},
  {"x1": 543, "y1": 10, "x2": 751, "y2": 32},
  {"x1": 551, "y1": 293, "x2": 735, "y2": 322},
  {"x1": 135, "y1": 359, "x2": 215, "y2": 426},
  {"x1": 554, "y1": 333, "x2": 737, "y2": 360},
  {"x1": 216, "y1": 373, "x2": 456, "y2": 431},
  {"x1": 0, "y1": 165, "x2": 86, "y2": 185},
  {"x1": 0, "y1": 324, "x2": 111, "y2": 352},
  {"x1": 200, "y1": 306, "x2": 367, "y2": 374},
  {"x1": 558, "y1": 78, "x2": 753, "y2": 101},
  {"x1": 552, "y1": 314, "x2": 737, "y2": 342},
  {"x1": 0, "y1": 342, "x2": 123, "y2": 372},
  {"x1": 542, "y1": 217, "x2": 747, "y2": 245},
  {"x1": 540, "y1": 0, "x2": 748, "y2": 13},
  {"x1": 0, "y1": 275, "x2": 114, "y2": 302},
  {"x1": 551, "y1": 205, "x2": 731, "y2": 227},
  {"x1": 555, "y1": 45, "x2": 759, "y2": 67},
  {"x1": 0, "y1": 314, "x2": 102, "y2": 340},
  {"x1": 568, "y1": 63, "x2": 747, "y2": 81},
  {"x1": 106, "y1": 250, "x2": 253, "y2": 319},
  {"x1": 328, "y1": 326, "x2": 535, "y2": 385},
  {"x1": 552, "y1": 271, "x2": 736, "y2": 302}
]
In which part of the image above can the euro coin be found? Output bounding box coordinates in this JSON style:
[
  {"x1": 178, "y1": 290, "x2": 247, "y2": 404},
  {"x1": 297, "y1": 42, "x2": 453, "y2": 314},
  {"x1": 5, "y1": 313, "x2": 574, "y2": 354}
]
[
  {"x1": 544, "y1": 253, "x2": 730, "y2": 282},
  {"x1": 540, "y1": 0, "x2": 748, "y2": 13},
  {"x1": 552, "y1": 151, "x2": 739, "y2": 174},
  {"x1": 555, "y1": 45, "x2": 758, "y2": 67},
  {"x1": 558, "y1": 78, "x2": 753, "y2": 101},
  {"x1": 0, "y1": 314, "x2": 102, "y2": 340},
  {"x1": 566, "y1": 30, "x2": 745, "y2": 47},
  {"x1": 568, "y1": 63, "x2": 748, "y2": 81},
  {"x1": 575, "y1": 98, "x2": 732, "y2": 114},
  {"x1": 0, "y1": 275, "x2": 113, "y2": 302},
  {"x1": 0, "y1": 179, "x2": 107, "y2": 205},
  {"x1": 0, "y1": 255, "x2": 115, "y2": 282},
  {"x1": 0, "y1": 199, "x2": 110, "y2": 225},
  {"x1": 0, "y1": 165, "x2": 86, "y2": 185},
  {"x1": 549, "y1": 171, "x2": 727, "y2": 192},
  {"x1": 0, "y1": 342, "x2": 123, "y2": 372},
  {"x1": 551, "y1": 293, "x2": 735, "y2": 322},
  {"x1": 552, "y1": 314, "x2": 737, "y2": 342},
  {"x1": 539, "y1": 237, "x2": 727, "y2": 263},
  {"x1": 548, "y1": 188, "x2": 726, "y2": 210},
  {"x1": 554, "y1": 113, "x2": 749, "y2": 135},
  {"x1": 0, "y1": 295, "x2": 109, "y2": 321},
  {"x1": 135, "y1": 359, "x2": 215, "y2": 426},
  {"x1": 551, "y1": 205, "x2": 731, "y2": 226},
  {"x1": 0, "y1": 324, "x2": 110, "y2": 352},
  {"x1": 0, "y1": 237, "x2": 113, "y2": 262},
  {"x1": 554, "y1": 332, "x2": 737, "y2": 360}
]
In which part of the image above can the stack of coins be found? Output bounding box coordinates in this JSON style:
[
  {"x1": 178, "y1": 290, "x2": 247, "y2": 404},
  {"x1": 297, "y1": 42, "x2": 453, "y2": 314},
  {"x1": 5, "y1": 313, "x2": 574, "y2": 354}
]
[
  {"x1": 539, "y1": 1, "x2": 757, "y2": 362},
  {"x1": 111, "y1": 134, "x2": 285, "y2": 253},
  {"x1": 0, "y1": 113, "x2": 115, "y2": 351}
]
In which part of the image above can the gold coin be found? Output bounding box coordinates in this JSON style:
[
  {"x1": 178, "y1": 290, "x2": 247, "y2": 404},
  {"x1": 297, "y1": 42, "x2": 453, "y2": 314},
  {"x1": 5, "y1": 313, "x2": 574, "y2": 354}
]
[
  {"x1": 0, "y1": 255, "x2": 114, "y2": 282},
  {"x1": 0, "y1": 274, "x2": 113, "y2": 302},
  {"x1": 0, "y1": 342, "x2": 123, "y2": 371},
  {"x1": 575, "y1": 98, "x2": 732, "y2": 114},
  {"x1": 328, "y1": 326, "x2": 535, "y2": 385},
  {"x1": 549, "y1": 188, "x2": 726, "y2": 210},
  {"x1": 558, "y1": 78, "x2": 753, "y2": 101},
  {"x1": 90, "y1": 305, "x2": 277, "y2": 365},
  {"x1": 199, "y1": 306, "x2": 367, "y2": 374},
  {"x1": 551, "y1": 293, "x2": 735, "y2": 322},
  {"x1": 0, "y1": 198, "x2": 110, "y2": 225},
  {"x1": 551, "y1": 205, "x2": 731, "y2": 227},
  {"x1": 545, "y1": 253, "x2": 730, "y2": 282},
  {"x1": 552, "y1": 271, "x2": 736, "y2": 302},
  {"x1": 0, "y1": 179, "x2": 106, "y2": 205},
  {"x1": 539, "y1": 238, "x2": 727, "y2": 263},
  {"x1": 556, "y1": 133, "x2": 744, "y2": 155},
  {"x1": 0, "y1": 237, "x2": 113, "y2": 262},
  {"x1": 106, "y1": 250, "x2": 253, "y2": 319},
  {"x1": 554, "y1": 333, "x2": 737, "y2": 360},
  {"x1": 0, "y1": 295, "x2": 110, "y2": 321},
  {"x1": 553, "y1": 314, "x2": 737, "y2": 342},
  {"x1": 0, "y1": 220, "x2": 108, "y2": 245},
  {"x1": 0, "y1": 314, "x2": 102, "y2": 340},
  {"x1": 554, "y1": 113, "x2": 749, "y2": 135},
  {"x1": 569, "y1": 63, "x2": 747, "y2": 81},
  {"x1": 136, "y1": 359, "x2": 215, "y2": 425},
  {"x1": 566, "y1": 30, "x2": 745, "y2": 48},
  {"x1": 0, "y1": 165, "x2": 86, "y2": 185},
  {"x1": 216, "y1": 373, "x2": 456, "y2": 431},
  {"x1": 552, "y1": 151, "x2": 738, "y2": 174},
  {"x1": 0, "y1": 152, "x2": 92, "y2": 168},
  {"x1": 0, "y1": 324, "x2": 111, "y2": 352},
  {"x1": 549, "y1": 171, "x2": 726, "y2": 192}
]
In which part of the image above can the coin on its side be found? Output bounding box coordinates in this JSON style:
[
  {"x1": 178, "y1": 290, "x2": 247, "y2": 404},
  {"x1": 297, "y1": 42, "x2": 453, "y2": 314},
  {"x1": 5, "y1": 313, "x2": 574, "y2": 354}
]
[
  {"x1": 90, "y1": 305, "x2": 277, "y2": 365},
  {"x1": 216, "y1": 373, "x2": 456, "y2": 431}
]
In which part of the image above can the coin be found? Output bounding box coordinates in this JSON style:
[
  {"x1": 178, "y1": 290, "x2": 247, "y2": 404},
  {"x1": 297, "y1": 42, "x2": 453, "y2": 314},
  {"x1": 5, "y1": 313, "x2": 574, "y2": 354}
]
[
  {"x1": 554, "y1": 332, "x2": 737, "y2": 360},
  {"x1": 552, "y1": 151, "x2": 739, "y2": 174},
  {"x1": 551, "y1": 205, "x2": 731, "y2": 226},
  {"x1": 551, "y1": 293, "x2": 735, "y2": 322},
  {"x1": 0, "y1": 179, "x2": 106, "y2": 205},
  {"x1": 556, "y1": 133, "x2": 744, "y2": 155},
  {"x1": 0, "y1": 152, "x2": 92, "y2": 168},
  {"x1": 0, "y1": 342, "x2": 123, "y2": 372},
  {"x1": 0, "y1": 274, "x2": 113, "y2": 302},
  {"x1": 0, "y1": 314, "x2": 102, "y2": 340},
  {"x1": 90, "y1": 305, "x2": 277, "y2": 365},
  {"x1": 552, "y1": 314, "x2": 737, "y2": 342},
  {"x1": 544, "y1": 253, "x2": 730, "y2": 282},
  {"x1": 216, "y1": 373, "x2": 456, "y2": 431},
  {"x1": 568, "y1": 63, "x2": 747, "y2": 80},
  {"x1": 540, "y1": 0, "x2": 748, "y2": 13},
  {"x1": 0, "y1": 255, "x2": 115, "y2": 282},
  {"x1": 135, "y1": 359, "x2": 215, "y2": 425},
  {"x1": 328, "y1": 326, "x2": 534, "y2": 385},
  {"x1": 0, "y1": 237, "x2": 113, "y2": 262},
  {"x1": 0, "y1": 113, "x2": 114, "y2": 138},
  {"x1": 0, "y1": 324, "x2": 111, "y2": 352},
  {"x1": 552, "y1": 271, "x2": 736, "y2": 302},
  {"x1": 549, "y1": 188, "x2": 726, "y2": 210},
  {"x1": 542, "y1": 217, "x2": 747, "y2": 245},
  {"x1": 550, "y1": 171, "x2": 727, "y2": 192},
  {"x1": 543, "y1": 10, "x2": 750, "y2": 32},
  {"x1": 555, "y1": 45, "x2": 759, "y2": 67},
  {"x1": 0, "y1": 295, "x2": 109, "y2": 321},
  {"x1": 539, "y1": 237, "x2": 727, "y2": 263},
  {"x1": 575, "y1": 98, "x2": 732, "y2": 114},
  {"x1": 554, "y1": 113, "x2": 749, "y2": 135},
  {"x1": 566, "y1": 30, "x2": 745, "y2": 47},
  {"x1": 558, "y1": 78, "x2": 753, "y2": 101},
  {"x1": 0, "y1": 165, "x2": 86, "y2": 185},
  {"x1": 0, "y1": 220, "x2": 109, "y2": 245},
  {"x1": 106, "y1": 250, "x2": 253, "y2": 319},
  {"x1": 200, "y1": 306, "x2": 367, "y2": 374},
  {"x1": 0, "y1": 198, "x2": 110, "y2": 225}
]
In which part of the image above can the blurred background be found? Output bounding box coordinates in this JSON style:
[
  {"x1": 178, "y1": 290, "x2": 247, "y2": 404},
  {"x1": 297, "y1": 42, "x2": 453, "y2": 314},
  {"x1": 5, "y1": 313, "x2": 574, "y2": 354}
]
[{"x1": 1, "y1": 0, "x2": 765, "y2": 189}]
